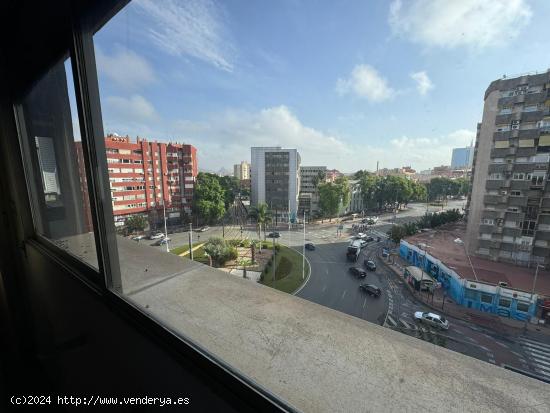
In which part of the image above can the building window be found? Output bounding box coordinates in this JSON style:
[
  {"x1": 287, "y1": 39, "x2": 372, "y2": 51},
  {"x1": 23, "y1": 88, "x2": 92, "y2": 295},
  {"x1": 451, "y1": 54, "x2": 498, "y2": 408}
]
[
  {"x1": 517, "y1": 301, "x2": 530, "y2": 312},
  {"x1": 482, "y1": 218, "x2": 494, "y2": 225},
  {"x1": 499, "y1": 298, "x2": 511, "y2": 308},
  {"x1": 481, "y1": 294, "x2": 493, "y2": 304}
]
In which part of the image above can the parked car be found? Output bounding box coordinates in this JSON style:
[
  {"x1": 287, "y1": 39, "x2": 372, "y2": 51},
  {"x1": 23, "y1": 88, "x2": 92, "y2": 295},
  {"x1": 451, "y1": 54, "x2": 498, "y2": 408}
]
[
  {"x1": 149, "y1": 232, "x2": 165, "y2": 240},
  {"x1": 305, "y1": 242, "x2": 315, "y2": 251},
  {"x1": 359, "y1": 283, "x2": 381, "y2": 297},
  {"x1": 268, "y1": 232, "x2": 280, "y2": 238},
  {"x1": 154, "y1": 237, "x2": 171, "y2": 246},
  {"x1": 132, "y1": 235, "x2": 145, "y2": 241},
  {"x1": 349, "y1": 267, "x2": 367, "y2": 278},
  {"x1": 364, "y1": 260, "x2": 376, "y2": 271},
  {"x1": 414, "y1": 311, "x2": 449, "y2": 330},
  {"x1": 198, "y1": 226, "x2": 210, "y2": 232}
]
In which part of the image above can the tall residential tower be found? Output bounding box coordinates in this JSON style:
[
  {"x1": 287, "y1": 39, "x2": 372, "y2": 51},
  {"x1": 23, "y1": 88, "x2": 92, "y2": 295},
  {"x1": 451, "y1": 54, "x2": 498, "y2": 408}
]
[{"x1": 466, "y1": 71, "x2": 550, "y2": 266}]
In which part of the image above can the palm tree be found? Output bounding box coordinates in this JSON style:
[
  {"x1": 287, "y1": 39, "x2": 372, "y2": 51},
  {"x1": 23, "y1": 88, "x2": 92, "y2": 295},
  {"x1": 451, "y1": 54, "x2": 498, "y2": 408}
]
[{"x1": 248, "y1": 203, "x2": 272, "y2": 245}]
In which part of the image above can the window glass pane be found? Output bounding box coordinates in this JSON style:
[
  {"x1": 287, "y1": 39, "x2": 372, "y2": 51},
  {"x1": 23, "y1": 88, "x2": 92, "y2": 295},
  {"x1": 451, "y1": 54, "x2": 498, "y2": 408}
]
[{"x1": 18, "y1": 57, "x2": 98, "y2": 269}]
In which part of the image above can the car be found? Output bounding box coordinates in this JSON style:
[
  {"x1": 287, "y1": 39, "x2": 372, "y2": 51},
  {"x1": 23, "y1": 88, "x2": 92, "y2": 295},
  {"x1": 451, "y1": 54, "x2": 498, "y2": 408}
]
[
  {"x1": 359, "y1": 283, "x2": 381, "y2": 297},
  {"x1": 154, "y1": 237, "x2": 171, "y2": 246},
  {"x1": 198, "y1": 226, "x2": 210, "y2": 232},
  {"x1": 381, "y1": 249, "x2": 389, "y2": 258},
  {"x1": 359, "y1": 240, "x2": 368, "y2": 248},
  {"x1": 364, "y1": 260, "x2": 376, "y2": 271},
  {"x1": 132, "y1": 235, "x2": 145, "y2": 241},
  {"x1": 349, "y1": 267, "x2": 367, "y2": 278},
  {"x1": 267, "y1": 232, "x2": 280, "y2": 238},
  {"x1": 149, "y1": 232, "x2": 165, "y2": 240},
  {"x1": 365, "y1": 236, "x2": 374, "y2": 242},
  {"x1": 305, "y1": 242, "x2": 315, "y2": 251},
  {"x1": 357, "y1": 232, "x2": 366, "y2": 239},
  {"x1": 413, "y1": 311, "x2": 449, "y2": 330}
]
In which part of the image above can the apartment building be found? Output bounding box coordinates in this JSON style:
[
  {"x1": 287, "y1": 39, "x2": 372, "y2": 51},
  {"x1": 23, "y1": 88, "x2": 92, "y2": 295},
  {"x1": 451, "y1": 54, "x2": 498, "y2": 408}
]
[
  {"x1": 104, "y1": 134, "x2": 197, "y2": 227},
  {"x1": 251, "y1": 147, "x2": 300, "y2": 222},
  {"x1": 466, "y1": 71, "x2": 550, "y2": 266},
  {"x1": 233, "y1": 161, "x2": 250, "y2": 180},
  {"x1": 298, "y1": 165, "x2": 326, "y2": 217}
]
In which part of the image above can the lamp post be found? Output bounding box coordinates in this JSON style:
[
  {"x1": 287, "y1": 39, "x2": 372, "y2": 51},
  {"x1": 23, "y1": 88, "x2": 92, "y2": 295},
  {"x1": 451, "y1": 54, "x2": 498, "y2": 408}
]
[
  {"x1": 302, "y1": 210, "x2": 306, "y2": 280},
  {"x1": 524, "y1": 263, "x2": 544, "y2": 330}
]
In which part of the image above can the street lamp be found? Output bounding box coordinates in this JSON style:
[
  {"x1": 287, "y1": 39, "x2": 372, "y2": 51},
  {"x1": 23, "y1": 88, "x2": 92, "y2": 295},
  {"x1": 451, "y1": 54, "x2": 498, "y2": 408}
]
[{"x1": 524, "y1": 263, "x2": 544, "y2": 330}]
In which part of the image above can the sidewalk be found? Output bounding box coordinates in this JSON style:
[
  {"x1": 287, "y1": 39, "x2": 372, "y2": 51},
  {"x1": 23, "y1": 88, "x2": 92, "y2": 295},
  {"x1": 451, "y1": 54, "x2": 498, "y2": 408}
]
[{"x1": 380, "y1": 252, "x2": 550, "y2": 338}]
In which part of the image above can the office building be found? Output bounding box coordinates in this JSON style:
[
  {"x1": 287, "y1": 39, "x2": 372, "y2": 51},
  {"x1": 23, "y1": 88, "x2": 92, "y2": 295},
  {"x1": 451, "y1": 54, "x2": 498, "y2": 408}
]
[
  {"x1": 451, "y1": 146, "x2": 474, "y2": 169},
  {"x1": 251, "y1": 147, "x2": 300, "y2": 221},
  {"x1": 103, "y1": 134, "x2": 197, "y2": 228},
  {"x1": 466, "y1": 71, "x2": 550, "y2": 265},
  {"x1": 298, "y1": 166, "x2": 326, "y2": 217},
  {"x1": 233, "y1": 161, "x2": 250, "y2": 180}
]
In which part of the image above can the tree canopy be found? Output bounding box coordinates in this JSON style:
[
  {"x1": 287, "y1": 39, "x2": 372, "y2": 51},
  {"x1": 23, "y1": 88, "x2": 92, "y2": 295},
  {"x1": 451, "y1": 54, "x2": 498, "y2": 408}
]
[
  {"x1": 193, "y1": 173, "x2": 226, "y2": 224},
  {"x1": 358, "y1": 175, "x2": 427, "y2": 211},
  {"x1": 318, "y1": 176, "x2": 350, "y2": 220}
]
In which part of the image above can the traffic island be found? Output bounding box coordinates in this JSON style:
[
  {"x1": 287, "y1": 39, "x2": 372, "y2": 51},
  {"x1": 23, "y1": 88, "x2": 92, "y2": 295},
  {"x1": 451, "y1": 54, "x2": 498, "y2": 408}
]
[{"x1": 259, "y1": 245, "x2": 310, "y2": 294}]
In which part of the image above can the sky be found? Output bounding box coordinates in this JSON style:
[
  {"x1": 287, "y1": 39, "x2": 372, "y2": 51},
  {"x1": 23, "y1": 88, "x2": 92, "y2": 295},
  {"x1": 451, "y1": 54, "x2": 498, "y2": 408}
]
[{"x1": 92, "y1": 0, "x2": 550, "y2": 173}]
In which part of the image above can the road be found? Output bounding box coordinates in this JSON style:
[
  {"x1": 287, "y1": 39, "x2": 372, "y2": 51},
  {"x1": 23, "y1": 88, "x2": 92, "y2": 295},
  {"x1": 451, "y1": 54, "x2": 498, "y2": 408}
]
[{"x1": 142, "y1": 201, "x2": 550, "y2": 381}]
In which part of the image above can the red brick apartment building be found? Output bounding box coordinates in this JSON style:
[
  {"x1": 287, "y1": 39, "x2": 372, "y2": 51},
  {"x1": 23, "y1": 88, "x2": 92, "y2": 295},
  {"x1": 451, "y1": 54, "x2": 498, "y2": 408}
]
[{"x1": 76, "y1": 135, "x2": 198, "y2": 231}]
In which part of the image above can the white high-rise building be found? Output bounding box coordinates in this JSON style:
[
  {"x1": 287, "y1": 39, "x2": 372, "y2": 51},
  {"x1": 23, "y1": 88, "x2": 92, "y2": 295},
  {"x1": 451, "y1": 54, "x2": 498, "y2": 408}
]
[
  {"x1": 233, "y1": 161, "x2": 250, "y2": 180},
  {"x1": 251, "y1": 147, "x2": 300, "y2": 222}
]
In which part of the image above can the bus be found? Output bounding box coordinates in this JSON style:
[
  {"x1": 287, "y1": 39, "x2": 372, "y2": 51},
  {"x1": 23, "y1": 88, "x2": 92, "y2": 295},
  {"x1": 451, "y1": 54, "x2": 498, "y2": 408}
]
[
  {"x1": 347, "y1": 240, "x2": 362, "y2": 262},
  {"x1": 404, "y1": 266, "x2": 436, "y2": 291}
]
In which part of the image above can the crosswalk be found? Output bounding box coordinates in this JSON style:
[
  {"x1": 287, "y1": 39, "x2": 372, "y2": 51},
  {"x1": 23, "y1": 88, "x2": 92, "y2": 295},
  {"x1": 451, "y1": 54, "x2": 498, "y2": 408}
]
[{"x1": 519, "y1": 336, "x2": 550, "y2": 380}]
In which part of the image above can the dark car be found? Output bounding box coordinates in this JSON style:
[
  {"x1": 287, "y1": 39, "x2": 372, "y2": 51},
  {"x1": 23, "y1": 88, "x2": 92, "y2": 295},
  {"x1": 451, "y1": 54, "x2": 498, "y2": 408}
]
[
  {"x1": 359, "y1": 283, "x2": 381, "y2": 297},
  {"x1": 305, "y1": 242, "x2": 315, "y2": 251},
  {"x1": 364, "y1": 260, "x2": 376, "y2": 271},
  {"x1": 365, "y1": 236, "x2": 374, "y2": 242},
  {"x1": 267, "y1": 232, "x2": 280, "y2": 238},
  {"x1": 349, "y1": 267, "x2": 367, "y2": 278}
]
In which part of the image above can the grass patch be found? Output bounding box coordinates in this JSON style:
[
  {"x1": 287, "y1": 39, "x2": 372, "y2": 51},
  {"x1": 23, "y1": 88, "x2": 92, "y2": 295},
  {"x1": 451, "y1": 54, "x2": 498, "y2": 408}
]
[
  {"x1": 260, "y1": 245, "x2": 310, "y2": 294},
  {"x1": 170, "y1": 244, "x2": 191, "y2": 255},
  {"x1": 171, "y1": 244, "x2": 208, "y2": 263}
]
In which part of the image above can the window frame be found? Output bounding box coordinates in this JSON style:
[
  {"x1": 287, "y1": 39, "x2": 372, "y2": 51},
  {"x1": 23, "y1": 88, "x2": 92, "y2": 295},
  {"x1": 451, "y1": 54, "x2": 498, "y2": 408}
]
[{"x1": 11, "y1": 1, "x2": 296, "y2": 411}]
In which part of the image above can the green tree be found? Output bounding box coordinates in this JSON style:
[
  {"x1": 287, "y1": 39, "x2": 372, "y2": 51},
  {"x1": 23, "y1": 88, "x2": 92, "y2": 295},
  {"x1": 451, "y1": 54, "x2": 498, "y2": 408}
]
[
  {"x1": 359, "y1": 174, "x2": 380, "y2": 210},
  {"x1": 388, "y1": 225, "x2": 407, "y2": 244},
  {"x1": 125, "y1": 215, "x2": 147, "y2": 233},
  {"x1": 248, "y1": 202, "x2": 272, "y2": 241},
  {"x1": 193, "y1": 173, "x2": 226, "y2": 224},
  {"x1": 354, "y1": 170, "x2": 371, "y2": 180},
  {"x1": 203, "y1": 237, "x2": 238, "y2": 267},
  {"x1": 318, "y1": 182, "x2": 340, "y2": 221},
  {"x1": 335, "y1": 176, "x2": 351, "y2": 209},
  {"x1": 218, "y1": 175, "x2": 240, "y2": 209},
  {"x1": 312, "y1": 170, "x2": 327, "y2": 188}
]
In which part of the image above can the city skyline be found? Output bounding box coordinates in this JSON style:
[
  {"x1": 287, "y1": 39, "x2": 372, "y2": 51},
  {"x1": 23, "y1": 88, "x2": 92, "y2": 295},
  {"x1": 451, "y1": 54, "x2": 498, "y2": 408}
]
[{"x1": 93, "y1": 0, "x2": 550, "y2": 172}]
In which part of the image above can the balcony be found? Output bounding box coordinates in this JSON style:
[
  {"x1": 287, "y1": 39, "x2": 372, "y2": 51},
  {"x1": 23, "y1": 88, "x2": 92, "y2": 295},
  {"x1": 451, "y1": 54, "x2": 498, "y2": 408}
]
[
  {"x1": 493, "y1": 130, "x2": 512, "y2": 141},
  {"x1": 510, "y1": 180, "x2": 530, "y2": 190},
  {"x1": 516, "y1": 147, "x2": 537, "y2": 156},
  {"x1": 495, "y1": 113, "x2": 512, "y2": 124},
  {"x1": 525, "y1": 91, "x2": 546, "y2": 105},
  {"x1": 485, "y1": 180, "x2": 505, "y2": 190},
  {"x1": 488, "y1": 164, "x2": 508, "y2": 174},
  {"x1": 542, "y1": 197, "x2": 550, "y2": 208},
  {"x1": 490, "y1": 148, "x2": 514, "y2": 158},
  {"x1": 508, "y1": 196, "x2": 528, "y2": 207},
  {"x1": 518, "y1": 129, "x2": 540, "y2": 139},
  {"x1": 503, "y1": 227, "x2": 522, "y2": 237},
  {"x1": 484, "y1": 195, "x2": 505, "y2": 205},
  {"x1": 521, "y1": 110, "x2": 544, "y2": 123},
  {"x1": 513, "y1": 163, "x2": 536, "y2": 173}
]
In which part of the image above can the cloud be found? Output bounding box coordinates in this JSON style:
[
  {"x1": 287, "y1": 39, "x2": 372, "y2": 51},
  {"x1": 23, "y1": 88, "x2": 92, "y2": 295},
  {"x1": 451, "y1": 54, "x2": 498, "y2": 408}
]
[
  {"x1": 95, "y1": 46, "x2": 156, "y2": 90},
  {"x1": 171, "y1": 105, "x2": 356, "y2": 170},
  {"x1": 104, "y1": 95, "x2": 159, "y2": 122},
  {"x1": 135, "y1": 0, "x2": 234, "y2": 71},
  {"x1": 388, "y1": 0, "x2": 532, "y2": 49},
  {"x1": 336, "y1": 64, "x2": 395, "y2": 102},
  {"x1": 390, "y1": 129, "x2": 475, "y2": 168},
  {"x1": 410, "y1": 71, "x2": 434, "y2": 95}
]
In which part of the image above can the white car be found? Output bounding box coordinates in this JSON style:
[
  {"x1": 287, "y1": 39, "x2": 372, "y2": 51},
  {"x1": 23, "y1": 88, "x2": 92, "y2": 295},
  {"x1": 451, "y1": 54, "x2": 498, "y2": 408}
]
[
  {"x1": 149, "y1": 232, "x2": 165, "y2": 240},
  {"x1": 198, "y1": 226, "x2": 210, "y2": 232},
  {"x1": 414, "y1": 311, "x2": 449, "y2": 330},
  {"x1": 132, "y1": 235, "x2": 145, "y2": 241},
  {"x1": 359, "y1": 240, "x2": 368, "y2": 248}
]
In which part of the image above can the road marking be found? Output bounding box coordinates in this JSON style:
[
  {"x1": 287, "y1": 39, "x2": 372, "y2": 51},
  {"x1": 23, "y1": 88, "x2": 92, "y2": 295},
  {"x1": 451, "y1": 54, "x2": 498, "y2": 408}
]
[
  {"x1": 399, "y1": 319, "x2": 412, "y2": 329},
  {"x1": 520, "y1": 340, "x2": 550, "y2": 352},
  {"x1": 386, "y1": 314, "x2": 398, "y2": 327},
  {"x1": 524, "y1": 348, "x2": 550, "y2": 361},
  {"x1": 520, "y1": 337, "x2": 550, "y2": 350},
  {"x1": 530, "y1": 358, "x2": 550, "y2": 368},
  {"x1": 495, "y1": 341, "x2": 509, "y2": 348},
  {"x1": 341, "y1": 290, "x2": 347, "y2": 299},
  {"x1": 363, "y1": 297, "x2": 367, "y2": 309}
]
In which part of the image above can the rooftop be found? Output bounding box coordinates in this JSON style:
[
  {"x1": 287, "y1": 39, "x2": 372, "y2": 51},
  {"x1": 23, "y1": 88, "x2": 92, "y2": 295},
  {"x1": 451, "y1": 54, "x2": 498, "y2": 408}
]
[{"x1": 404, "y1": 222, "x2": 550, "y2": 296}]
